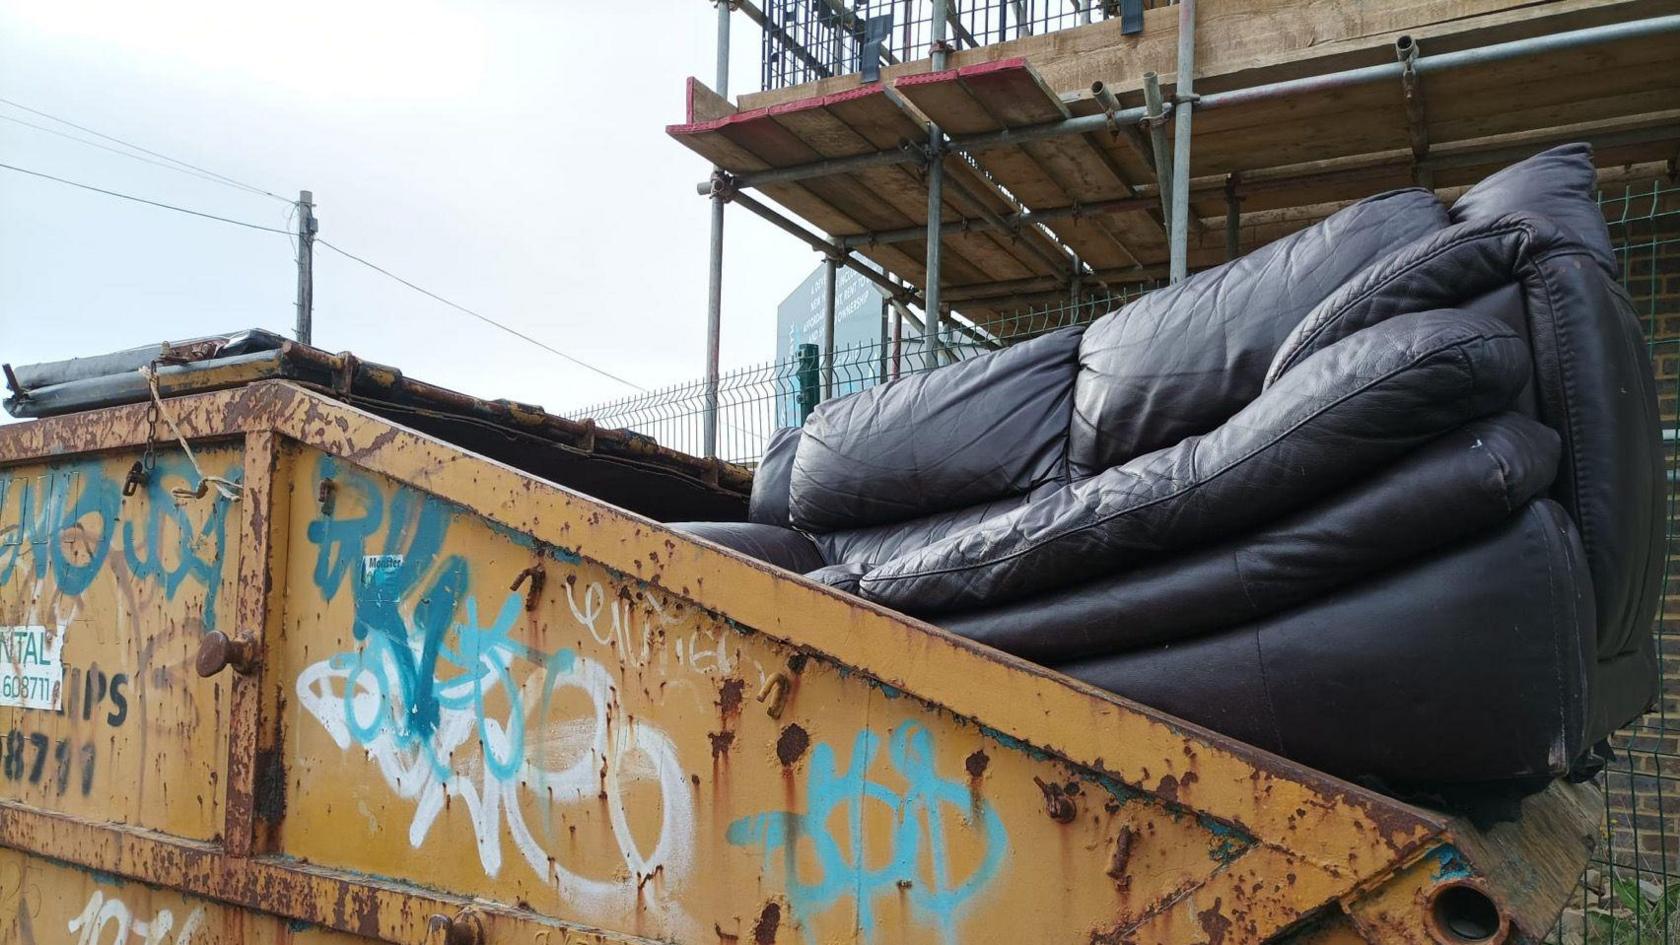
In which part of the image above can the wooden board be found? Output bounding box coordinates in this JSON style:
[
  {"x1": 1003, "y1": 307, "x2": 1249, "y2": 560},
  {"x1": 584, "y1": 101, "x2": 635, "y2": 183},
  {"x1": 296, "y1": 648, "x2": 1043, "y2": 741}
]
[
  {"x1": 736, "y1": 0, "x2": 1665, "y2": 109},
  {"x1": 671, "y1": 0, "x2": 1680, "y2": 320},
  {"x1": 668, "y1": 83, "x2": 1074, "y2": 290}
]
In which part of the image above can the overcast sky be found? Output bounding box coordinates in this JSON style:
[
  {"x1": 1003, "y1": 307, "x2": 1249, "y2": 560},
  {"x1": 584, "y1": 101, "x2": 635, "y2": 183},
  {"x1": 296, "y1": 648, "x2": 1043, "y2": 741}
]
[{"x1": 0, "y1": 1, "x2": 815, "y2": 419}]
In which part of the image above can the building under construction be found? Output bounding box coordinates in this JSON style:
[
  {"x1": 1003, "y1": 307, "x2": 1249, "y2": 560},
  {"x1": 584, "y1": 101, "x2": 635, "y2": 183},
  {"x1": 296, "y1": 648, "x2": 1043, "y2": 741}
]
[{"x1": 637, "y1": 0, "x2": 1678, "y2": 464}]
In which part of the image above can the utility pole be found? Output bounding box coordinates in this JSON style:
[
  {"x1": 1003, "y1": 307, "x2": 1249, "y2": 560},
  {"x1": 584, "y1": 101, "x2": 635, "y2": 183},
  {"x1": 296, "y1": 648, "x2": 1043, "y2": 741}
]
[{"x1": 294, "y1": 190, "x2": 317, "y2": 346}]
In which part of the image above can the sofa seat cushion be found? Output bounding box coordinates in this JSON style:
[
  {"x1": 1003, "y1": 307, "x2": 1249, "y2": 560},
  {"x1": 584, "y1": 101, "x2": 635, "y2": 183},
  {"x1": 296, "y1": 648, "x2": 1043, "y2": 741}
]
[
  {"x1": 811, "y1": 483, "x2": 1061, "y2": 570},
  {"x1": 1056, "y1": 499, "x2": 1594, "y2": 785},
  {"x1": 806, "y1": 562, "x2": 870, "y2": 595},
  {"x1": 859, "y1": 308, "x2": 1533, "y2": 613},
  {"x1": 789, "y1": 326, "x2": 1082, "y2": 532},
  {"x1": 1068, "y1": 188, "x2": 1448, "y2": 477},
  {"x1": 940, "y1": 412, "x2": 1560, "y2": 661}
]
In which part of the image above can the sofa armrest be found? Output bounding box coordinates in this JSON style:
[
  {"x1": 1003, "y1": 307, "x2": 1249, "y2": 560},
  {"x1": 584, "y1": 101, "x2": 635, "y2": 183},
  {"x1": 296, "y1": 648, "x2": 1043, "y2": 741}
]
[{"x1": 667, "y1": 521, "x2": 825, "y2": 574}]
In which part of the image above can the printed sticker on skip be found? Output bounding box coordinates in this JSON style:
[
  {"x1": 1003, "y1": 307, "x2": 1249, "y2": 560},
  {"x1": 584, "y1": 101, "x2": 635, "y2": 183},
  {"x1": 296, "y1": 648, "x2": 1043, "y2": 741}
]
[
  {"x1": 0, "y1": 624, "x2": 66, "y2": 710},
  {"x1": 362, "y1": 554, "x2": 405, "y2": 603}
]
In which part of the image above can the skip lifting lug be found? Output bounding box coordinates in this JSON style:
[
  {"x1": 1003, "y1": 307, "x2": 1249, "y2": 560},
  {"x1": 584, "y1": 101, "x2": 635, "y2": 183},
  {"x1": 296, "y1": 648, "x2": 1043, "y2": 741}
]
[{"x1": 195, "y1": 630, "x2": 260, "y2": 677}]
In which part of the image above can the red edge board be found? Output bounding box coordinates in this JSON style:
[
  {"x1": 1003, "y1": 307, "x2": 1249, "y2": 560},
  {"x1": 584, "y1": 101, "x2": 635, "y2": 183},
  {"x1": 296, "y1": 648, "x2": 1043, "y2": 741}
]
[
  {"x1": 667, "y1": 79, "x2": 897, "y2": 139},
  {"x1": 892, "y1": 56, "x2": 1031, "y2": 91}
]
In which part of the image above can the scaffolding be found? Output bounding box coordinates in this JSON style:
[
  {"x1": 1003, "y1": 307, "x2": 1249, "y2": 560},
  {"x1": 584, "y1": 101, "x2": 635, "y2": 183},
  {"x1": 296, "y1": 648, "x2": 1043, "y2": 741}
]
[{"x1": 675, "y1": 0, "x2": 1680, "y2": 458}]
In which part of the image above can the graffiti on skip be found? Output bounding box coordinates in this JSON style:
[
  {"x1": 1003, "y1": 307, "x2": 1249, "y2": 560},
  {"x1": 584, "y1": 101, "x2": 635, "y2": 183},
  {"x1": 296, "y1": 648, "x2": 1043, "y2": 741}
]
[
  {"x1": 728, "y1": 722, "x2": 1008, "y2": 944},
  {"x1": 296, "y1": 457, "x2": 694, "y2": 919},
  {"x1": 67, "y1": 888, "x2": 207, "y2": 945},
  {"x1": 0, "y1": 458, "x2": 237, "y2": 622}
]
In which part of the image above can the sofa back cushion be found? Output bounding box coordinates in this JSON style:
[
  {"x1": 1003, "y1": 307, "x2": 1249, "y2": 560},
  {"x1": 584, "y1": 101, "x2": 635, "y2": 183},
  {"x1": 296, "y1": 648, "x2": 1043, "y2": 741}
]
[
  {"x1": 1265, "y1": 214, "x2": 1554, "y2": 385},
  {"x1": 789, "y1": 326, "x2": 1082, "y2": 532},
  {"x1": 1450, "y1": 143, "x2": 1617, "y2": 276},
  {"x1": 1067, "y1": 188, "x2": 1448, "y2": 477},
  {"x1": 861, "y1": 308, "x2": 1533, "y2": 613}
]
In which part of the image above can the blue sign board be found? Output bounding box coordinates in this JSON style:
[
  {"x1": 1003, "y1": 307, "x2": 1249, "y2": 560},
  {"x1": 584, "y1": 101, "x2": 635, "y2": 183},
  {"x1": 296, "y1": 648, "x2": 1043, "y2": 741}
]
[{"x1": 774, "y1": 264, "x2": 887, "y2": 426}]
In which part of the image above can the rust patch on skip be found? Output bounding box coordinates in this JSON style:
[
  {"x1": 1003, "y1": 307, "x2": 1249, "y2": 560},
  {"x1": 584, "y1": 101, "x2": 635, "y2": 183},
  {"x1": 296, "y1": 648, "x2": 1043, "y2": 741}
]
[
  {"x1": 752, "y1": 902, "x2": 781, "y2": 945},
  {"x1": 718, "y1": 677, "x2": 746, "y2": 719},
  {"x1": 965, "y1": 749, "x2": 990, "y2": 779},
  {"x1": 709, "y1": 731, "x2": 735, "y2": 759},
  {"x1": 775, "y1": 724, "x2": 810, "y2": 766},
  {"x1": 1198, "y1": 897, "x2": 1232, "y2": 945}
]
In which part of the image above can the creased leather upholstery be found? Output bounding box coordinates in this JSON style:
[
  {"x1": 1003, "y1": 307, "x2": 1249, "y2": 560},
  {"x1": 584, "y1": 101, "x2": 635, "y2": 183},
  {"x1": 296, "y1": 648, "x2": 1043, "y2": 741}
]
[
  {"x1": 1068, "y1": 188, "x2": 1448, "y2": 476},
  {"x1": 790, "y1": 327, "x2": 1081, "y2": 531},
  {"x1": 1058, "y1": 500, "x2": 1594, "y2": 785},
  {"x1": 668, "y1": 521, "x2": 825, "y2": 574},
  {"x1": 860, "y1": 309, "x2": 1531, "y2": 612},
  {"x1": 1266, "y1": 214, "x2": 1566, "y2": 383},
  {"x1": 943, "y1": 413, "x2": 1560, "y2": 661},
  {"x1": 1449, "y1": 142, "x2": 1618, "y2": 276},
  {"x1": 669, "y1": 145, "x2": 1661, "y2": 786},
  {"x1": 749, "y1": 426, "x2": 801, "y2": 526}
]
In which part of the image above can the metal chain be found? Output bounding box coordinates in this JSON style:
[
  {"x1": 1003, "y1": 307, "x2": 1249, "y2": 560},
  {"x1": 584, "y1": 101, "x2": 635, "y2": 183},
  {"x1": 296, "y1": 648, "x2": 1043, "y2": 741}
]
[
  {"x1": 141, "y1": 377, "x2": 159, "y2": 474},
  {"x1": 136, "y1": 364, "x2": 243, "y2": 502}
]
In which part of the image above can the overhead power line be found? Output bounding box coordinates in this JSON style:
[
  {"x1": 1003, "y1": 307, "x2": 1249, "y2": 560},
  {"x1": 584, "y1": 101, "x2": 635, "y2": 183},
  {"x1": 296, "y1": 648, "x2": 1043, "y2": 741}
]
[
  {"x1": 0, "y1": 112, "x2": 265, "y2": 196},
  {"x1": 0, "y1": 96, "x2": 290, "y2": 204},
  {"x1": 0, "y1": 159, "x2": 648, "y2": 394},
  {"x1": 0, "y1": 160, "x2": 292, "y2": 234},
  {"x1": 316, "y1": 239, "x2": 647, "y2": 392}
]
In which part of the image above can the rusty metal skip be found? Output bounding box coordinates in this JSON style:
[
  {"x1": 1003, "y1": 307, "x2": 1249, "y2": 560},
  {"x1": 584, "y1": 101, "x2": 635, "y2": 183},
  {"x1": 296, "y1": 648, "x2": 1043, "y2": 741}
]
[{"x1": 0, "y1": 377, "x2": 1599, "y2": 945}]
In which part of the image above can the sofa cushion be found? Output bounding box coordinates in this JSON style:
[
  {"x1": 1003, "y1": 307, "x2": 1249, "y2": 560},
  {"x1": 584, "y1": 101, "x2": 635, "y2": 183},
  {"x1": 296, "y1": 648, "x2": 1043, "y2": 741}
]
[
  {"x1": 667, "y1": 521, "x2": 825, "y2": 574},
  {"x1": 1259, "y1": 200, "x2": 1663, "y2": 675},
  {"x1": 749, "y1": 426, "x2": 801, "y2": 526},
  {"x1": 1265, "y1": 214, "x2": 1560, "y2": 384},
  {"x1": 1056, "y1": 498, "x2": 1594, "y2": 785},
  {"x1": 806, "y1": 562, "x2": 870, "y2": 594},
  {"x1": 789, "y1": 326, "x2": 1082, "y2": 531},
  {"x1": 1068, "y1": 188, "x2": 1448, "y2": 477},
  {"x1": 812, "y1": 487, "x2": 1043, "y2": 569},
  {"x1": 1450, "y1": 143, "x2": 1617, "y2": 276},
  {"x1": 859, "y1": 308, "x2": 1532, "y2": 613},
  {"x1": 941, "y1": 412, "x2": 1560, "y2": 661}
]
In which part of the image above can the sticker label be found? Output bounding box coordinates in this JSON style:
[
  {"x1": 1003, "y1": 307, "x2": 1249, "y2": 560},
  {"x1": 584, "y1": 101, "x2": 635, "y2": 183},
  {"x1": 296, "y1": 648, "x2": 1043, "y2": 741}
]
[
  {"x1": 0, "y1": 624, "x2": 65, "y2": 710},
  {"x1": 362, "y1": 554, "x2": 405, "y2": 603}
]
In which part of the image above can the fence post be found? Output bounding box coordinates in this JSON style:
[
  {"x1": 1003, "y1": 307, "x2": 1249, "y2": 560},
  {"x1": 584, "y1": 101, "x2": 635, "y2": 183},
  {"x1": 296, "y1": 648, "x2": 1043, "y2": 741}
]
[
  {"x1": 294, "y1": 190, "x2": 316, "y2": 345},
  {"x1": 795, "y1": 343, "x2": 820, "y2": 424}
]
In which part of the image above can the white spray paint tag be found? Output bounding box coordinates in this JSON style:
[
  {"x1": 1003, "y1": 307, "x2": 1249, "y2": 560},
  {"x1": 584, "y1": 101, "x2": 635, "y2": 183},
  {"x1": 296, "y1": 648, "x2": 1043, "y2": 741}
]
[{"x1": 0, "y1": 624, "x2": 66, "y2": 710}]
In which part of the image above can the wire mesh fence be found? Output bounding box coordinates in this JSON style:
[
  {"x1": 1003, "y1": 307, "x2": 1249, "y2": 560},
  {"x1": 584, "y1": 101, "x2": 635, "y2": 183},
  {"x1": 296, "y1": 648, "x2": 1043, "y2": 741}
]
[
  {"x1": 570, "y1": 287, "x2": 1146, "y2": 465},
  {"x1": 1559, "y1": 176, "x2": 1680, "y2": 945},
  {"x1": 758, "y1": 0, "x2": 1174, "y2": 92}
]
